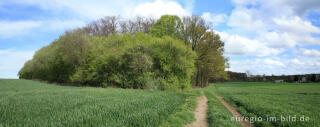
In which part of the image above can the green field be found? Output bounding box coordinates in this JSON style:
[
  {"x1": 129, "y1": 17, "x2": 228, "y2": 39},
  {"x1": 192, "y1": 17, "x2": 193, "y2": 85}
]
[
  {"x1": 2, "y1": 79, "x2": 320, "y2": 127},
  {"x1": 212, "y1": 82, "x2": 320, "y2": 127},
  {"x1": 0, "y1": 79, "x2": 198, "y2": 127},
  {"x1": 204, "y1": 86, "x2": 242, "y2": 127}
]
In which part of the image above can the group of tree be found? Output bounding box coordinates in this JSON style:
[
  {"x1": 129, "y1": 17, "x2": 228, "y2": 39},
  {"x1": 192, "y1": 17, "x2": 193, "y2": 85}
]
[
  {"x1": 224, "y1": 71, "x2": 320, "y2": 83},
  {"x1": 19, "y1": 15, "x2": 228, "y2": 91},
  {"x1": 264, "y1": 74, "x2": 320, "y2": 83}
]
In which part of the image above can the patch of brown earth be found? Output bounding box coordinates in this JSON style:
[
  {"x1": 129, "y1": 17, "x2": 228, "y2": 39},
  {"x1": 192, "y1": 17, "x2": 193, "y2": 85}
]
[
  {"x1": 215, "y1": 95, "x2": 254, "y2": 127},
  {"x1": 186, "y1": 96, "x2": 208, "y2": 127}
]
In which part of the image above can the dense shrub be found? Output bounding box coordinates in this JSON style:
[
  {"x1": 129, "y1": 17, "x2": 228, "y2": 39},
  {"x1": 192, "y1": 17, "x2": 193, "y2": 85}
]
[
  {"x1": 19, "y1": 32, "x2": 195, "y2": 91},
  {"x1": 19, "y1": 29, "x2": 90, "y2": 83},
  {"x1": 19, "y1": 14, "x2": 228, "y2": 90}
]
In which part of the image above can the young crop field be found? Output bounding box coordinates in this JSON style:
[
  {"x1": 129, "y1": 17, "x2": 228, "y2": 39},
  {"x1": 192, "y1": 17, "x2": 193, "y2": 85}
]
[
  {"x1": 0, "y1": 79, "x2": 195, "y2": 127},
  {"x1": 204, "y1": 86, "x2": 242, "y2": 127},
  {"x1": 2, "y1": 79, "x2": 320, "y2": 127},
  {"x1": 212, "y1": 82, "x2": 320, "y2": 127}
]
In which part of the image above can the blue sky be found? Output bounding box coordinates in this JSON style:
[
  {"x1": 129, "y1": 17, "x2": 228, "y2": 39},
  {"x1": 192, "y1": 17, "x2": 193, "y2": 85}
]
[{"x1": 1, "y1": 0, "x2": 320, "y2": 78}]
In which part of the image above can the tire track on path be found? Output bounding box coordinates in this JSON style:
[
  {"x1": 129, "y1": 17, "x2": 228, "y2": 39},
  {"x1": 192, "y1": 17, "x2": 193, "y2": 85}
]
[{"x1": 186, "y1": 94, "x2": 208, "y2": 127}]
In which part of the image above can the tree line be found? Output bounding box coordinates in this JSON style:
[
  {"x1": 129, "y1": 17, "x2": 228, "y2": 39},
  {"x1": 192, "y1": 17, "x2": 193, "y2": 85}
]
[
  {"x1": 18, "y1": 15, "x2": 228, "y2": 91},
  {"x1": 224, "y1": 71, "x2": 320, "y2": 83}
]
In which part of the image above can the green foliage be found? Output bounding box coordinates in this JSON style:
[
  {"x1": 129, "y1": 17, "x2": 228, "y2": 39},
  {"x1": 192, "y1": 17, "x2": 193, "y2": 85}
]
[
  {"x1": 19, "y1": 14, "x2": 228, "y2": 90},
  {"x1": 19, "y1": 31, "x2": 195, "y2": 91},
  {"x1": 120, "y1": 46, "x2": 154, "y2": 88},
  {"x1": 151, "y1": 15, "x2": 228, "y2": 87},
  {"x1": 193, "y1": 31, "x2": 228, "y2": 87},
  {"x1": 150, "y1": 15, "x2": 184, "y2": 39},
  {"x1": 0, "y1": 79, "x2": 187, "y2": 127},
  {"x1": 151, "y1": 36, "x2": 196, "y2": 91},
  {"x1": 18, "y1": 29, "x2": 90, "y2": 83},
  {"x1": 213, "y1": 82, "x2": 320, "y2": 127}
]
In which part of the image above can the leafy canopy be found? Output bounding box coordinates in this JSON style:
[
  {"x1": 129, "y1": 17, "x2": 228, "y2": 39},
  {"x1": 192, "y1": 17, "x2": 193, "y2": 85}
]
[{"x1": 19, "y1": 14, "x2": 228, "y2": 90}]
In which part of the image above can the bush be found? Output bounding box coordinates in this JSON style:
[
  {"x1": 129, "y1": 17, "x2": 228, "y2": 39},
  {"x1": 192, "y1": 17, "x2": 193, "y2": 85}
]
[{"x1": 19, "y1": 32, "x2": 196, "y2": 91}]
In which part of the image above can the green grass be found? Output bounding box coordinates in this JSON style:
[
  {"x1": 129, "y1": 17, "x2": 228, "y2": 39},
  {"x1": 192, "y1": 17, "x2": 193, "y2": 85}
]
[
  {"x1": 213, "y1": 82, "x2": 320, "y2": 127},
  {"x1": 161, "y1": 89, "x2": 200, "y2": 127},
  {"x1": 204, "y1": 86, "x2": 242, "y2": 127},
  {"x1": 0, "y1": 79, "x2": 190, "y2": 127}
]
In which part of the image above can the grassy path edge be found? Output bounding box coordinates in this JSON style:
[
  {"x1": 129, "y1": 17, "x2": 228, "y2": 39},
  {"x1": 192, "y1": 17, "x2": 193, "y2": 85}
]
[
  {"x1": 204, "y1": 86, "x2": 243, "y2": 127},
  {"x1": 215, "y1": 95, "x2": 253, "y2": 127},
  {"x1": 186, "y1": 92, "x2": 209, "y2": 127},
  {"x1": 160, "y1": 89, "x2": 201, "y2": 127}
]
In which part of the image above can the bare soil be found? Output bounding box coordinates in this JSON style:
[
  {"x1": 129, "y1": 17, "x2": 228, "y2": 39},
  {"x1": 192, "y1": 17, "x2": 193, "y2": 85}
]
[{"x1": 186, "y1": 96, "x2": 208, "y2": 127}]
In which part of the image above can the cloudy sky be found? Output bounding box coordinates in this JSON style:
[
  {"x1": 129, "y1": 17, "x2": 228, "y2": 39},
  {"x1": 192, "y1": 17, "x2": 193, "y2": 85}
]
[{"x1": 0, "y1": 0, "x2": 320, "y2": 78}]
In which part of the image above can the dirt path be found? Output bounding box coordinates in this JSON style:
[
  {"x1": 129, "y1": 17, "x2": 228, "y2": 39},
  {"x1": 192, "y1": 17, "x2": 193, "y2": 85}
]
[
  {"x1": 186, "y1": 95, "x2": 208, "y2": 127},
  {"x1": 215, "y1": 95, "x2": 254, "y2": 127}
]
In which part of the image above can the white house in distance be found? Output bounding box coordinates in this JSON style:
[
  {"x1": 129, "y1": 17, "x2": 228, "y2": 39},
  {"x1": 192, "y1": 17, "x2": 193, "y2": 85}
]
[
  {"x1": 274, "y1": 80, "x2": 284, "y2": 83},
  {"x1": 301, "y1": 77, "x2": 307, "y2": 83}
]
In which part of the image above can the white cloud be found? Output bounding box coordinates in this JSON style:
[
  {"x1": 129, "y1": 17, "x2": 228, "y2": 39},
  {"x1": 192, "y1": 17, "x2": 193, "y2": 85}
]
[
  {"x1": 0, "y1": 49, "x2": 35, "y2": 78},
  {"x1": 2, "y1": 0, "x2": 141, "y2": 20},
  {"x1": 0, "y1": 21, "x2": 42, "y2": 38},
  {"x1": 230, "y1": 57, "x2": 320, "y2": 75},
  {"x1": 231, "y1": 0, "x2": 320, "y2": 15},
  {"x1": 258, "y1": 32, "x2": 296, "y2": 48},
  {"x1": 202, "y1": 12, "x2": 227, "y2": 26},
  {"x1": 0, "y1": 0, "x2": 194, "y2": 78},
  {"x1": 49, "y1": 0, "x2": 142, "y2": 20},
  {"x1": 230, "y1": 58, "x2": 287, "y2": 75},
  {"x1": 183, "y1": 0, "x2": 195, "y2": 13},
  {"x1": 291, "y1": 58, "x2": 304, "y2": 65},
  {"x1": 296, "y1": 48, "x2": 320, "y2": 57},
  {"x1": 227, "y1": 7, "x2": 266, "y2": 32},
  {"x1": 264, "y1": 58, "x2": 285, "y2": 67},
  {"x1": 46, "y1": 20, "x2": 86, "y2": 31},
  {"x1": 232, "y1": 0, "x2": 257, "y2": 5},
  {"x1": 217, "y1": 31, "x2": 282, "y2": 57},
  {"x1": 225, "y1": 0, "x2": 320, "y2": 49},
  {"x1": 0, "y1": 19, "x2": 87, "y2": 38},
  {"x1": 257, "y1": 31, "x2": 320, "y2": 48},
  {"x1": 1, "y1": 0, "x2": 319, "y2": 76},
  {"x1": 0, "y1": 0, "x2": 193, "y2": 39},
  {"x1": 274, "y1": 16, "x2": 320, "y2": 34},
  {"x1": 285, "y1": 0, "x2": 320, "y2": 15},
  {"x1": 220, "y1": 0, "x2": 320, "y2": 74},
  {"x1": 2, "y1": 0, "x2": 193, "y2": 20},
  {"x1": 133, "y1": 0, "x2": 190, "y2": 18}
]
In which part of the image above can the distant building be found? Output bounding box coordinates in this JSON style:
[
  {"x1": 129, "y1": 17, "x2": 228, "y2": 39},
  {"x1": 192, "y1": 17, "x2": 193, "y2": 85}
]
[
  {"x1": 301, "y1": 77, "x2": 307, "y2": 82},
  {"x1": 274, "y1": 80, "x2": 284, "y2": 83},
  {"x1": 263, "y1": 77, "x2": 267, "y2": 82}
]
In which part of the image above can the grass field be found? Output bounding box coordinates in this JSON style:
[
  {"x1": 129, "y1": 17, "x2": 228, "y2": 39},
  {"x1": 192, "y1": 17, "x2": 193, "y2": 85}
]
[
  {"x1": 0, "y1": 79, "x2": 196, "y2": 127},
  {"x1": 204, "y1": 86, "x2": 242, "y2": 127},
  {"x1": 212, "y1": 82, "x2": 320, "y2": 127},
  {"x1": 2, "y1": 79, "x2": 320, "y2": 127}
]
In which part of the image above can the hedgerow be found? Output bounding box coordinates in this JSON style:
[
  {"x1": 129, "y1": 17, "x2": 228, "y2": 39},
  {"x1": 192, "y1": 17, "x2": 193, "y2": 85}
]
[{"x1": 19, "y1": 32, "x2": 196, "y2": 91}]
